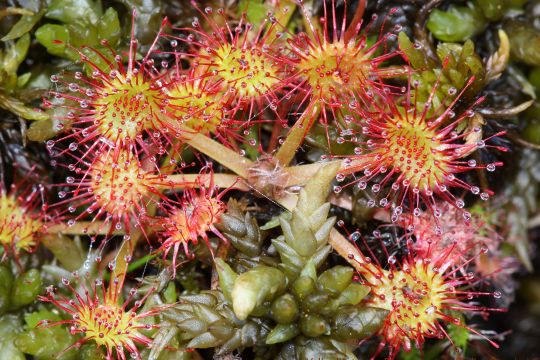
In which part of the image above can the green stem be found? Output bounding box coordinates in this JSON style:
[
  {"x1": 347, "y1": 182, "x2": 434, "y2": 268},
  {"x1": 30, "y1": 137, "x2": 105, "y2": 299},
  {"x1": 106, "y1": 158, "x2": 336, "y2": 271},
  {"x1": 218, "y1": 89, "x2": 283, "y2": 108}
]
[
  {"x1": 328, "y1": 229, "x2": 369, "y2": 273},
  {"x1": 45, "y1": 221, "x2": 123, "y2": 235},
  {"x1": 301, "y1": 0, "x2": 323, "y2": 37},
  {"x1": 127, "y1": 253, "x2": 158, "y2": 273},
  {"x1": 266, "y1": 0, "x2": 296, "y2": 41},
  {"x1": 111, "y1": 229, "x2": 138, "y2": 281},
  {"x1": 104, "y1": 253, "x2": 157, "y2": 281},
  {"x1": 338, "y1": 158, "x2": 370, "y2": 176},
  {"x1": 167, "y1": 173, "x2": 249, "y2": 191},
  {"x1": 274, "y1": 105, "x2": 320, "y2": 166},
  {"x1": 180, "y1": 129, "x2": 254, "y2": 178}
]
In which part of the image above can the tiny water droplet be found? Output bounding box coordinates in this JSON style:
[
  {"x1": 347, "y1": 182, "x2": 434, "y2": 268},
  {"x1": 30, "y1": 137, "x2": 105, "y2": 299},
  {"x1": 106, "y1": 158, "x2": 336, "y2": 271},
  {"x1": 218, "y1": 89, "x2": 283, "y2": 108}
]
[{"x1": 357, "y1": 181, "x2": 367, "y2": 190}]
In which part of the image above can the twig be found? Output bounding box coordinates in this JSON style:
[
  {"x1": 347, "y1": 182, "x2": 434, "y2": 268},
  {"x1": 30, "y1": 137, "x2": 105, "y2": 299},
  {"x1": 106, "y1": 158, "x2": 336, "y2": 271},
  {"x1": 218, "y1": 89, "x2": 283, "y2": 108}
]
[
  {"x1": 180, "y1": 129, "x2": 253, "y2": 178},
  {"x1": 167, "y1": 173, "x2": 249, "y2": 191},
  {"x1": 274, "y1": 106, "x2": 320, "y2": 166},
  {"x1": 506, "y1": 133, "x2": 540, "y2": 150},
  {"x1": 45, "y1": 221, "x2": 123, "y2": 235},
  {"x1": 477, "y1": 100, "x2": 534, "y2": 119}
]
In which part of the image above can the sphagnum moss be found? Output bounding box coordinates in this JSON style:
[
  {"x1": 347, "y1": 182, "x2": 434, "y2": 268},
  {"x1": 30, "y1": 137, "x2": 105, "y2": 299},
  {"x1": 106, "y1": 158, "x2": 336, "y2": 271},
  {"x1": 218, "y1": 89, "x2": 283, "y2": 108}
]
[{"x1": 153, "y1": 164, "x2": 386, "y2": 359}]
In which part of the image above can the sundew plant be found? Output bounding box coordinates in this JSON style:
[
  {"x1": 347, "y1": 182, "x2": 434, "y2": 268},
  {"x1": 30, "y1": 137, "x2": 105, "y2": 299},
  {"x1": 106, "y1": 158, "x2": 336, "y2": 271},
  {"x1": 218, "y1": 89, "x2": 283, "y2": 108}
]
[{"x1": 1, "y1": 0, "x2": 540, "y2": 359}]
